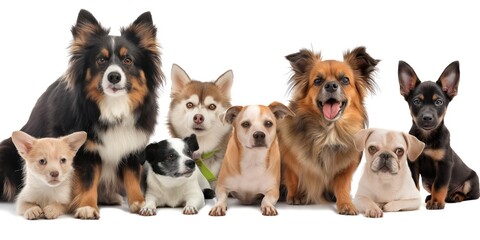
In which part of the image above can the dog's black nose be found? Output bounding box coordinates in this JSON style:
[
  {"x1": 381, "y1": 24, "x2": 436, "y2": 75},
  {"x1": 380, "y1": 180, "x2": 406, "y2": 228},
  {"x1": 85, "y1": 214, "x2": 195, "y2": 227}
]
[
  {"x1": 380, "y1": 153, "x2": 391, "y2": 160},
  {"x1": 108, "y1": 72, "x2": 122, "y2": 84},
  {"x1": 185, "y1": 160, "x2": 195, "y2": 169},
  {"x1": 50, "y1": 171, "x2": 59, "y2": 178},
  {"x1": 422, "y1": 114, "x2": 433, "y2": 122},
  {"x1": 253, "y1": 131, "x2": 265, "y2": 140},
  {"x1": 324, "y1": 82, "x2": 338, "y2": 93}
]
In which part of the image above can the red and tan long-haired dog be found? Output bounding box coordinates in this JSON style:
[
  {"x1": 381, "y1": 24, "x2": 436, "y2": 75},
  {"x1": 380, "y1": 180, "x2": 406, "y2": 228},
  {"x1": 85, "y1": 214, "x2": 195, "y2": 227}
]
[{"x1": 278, "y1": 46, "x2": 379, "y2": 215}]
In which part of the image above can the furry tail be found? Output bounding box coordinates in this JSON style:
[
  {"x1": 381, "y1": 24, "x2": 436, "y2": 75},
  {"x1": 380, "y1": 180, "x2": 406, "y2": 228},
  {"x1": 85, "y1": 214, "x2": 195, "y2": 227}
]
[{"x1": 0, "y1": 137, "x2": 23, "y2": 201}]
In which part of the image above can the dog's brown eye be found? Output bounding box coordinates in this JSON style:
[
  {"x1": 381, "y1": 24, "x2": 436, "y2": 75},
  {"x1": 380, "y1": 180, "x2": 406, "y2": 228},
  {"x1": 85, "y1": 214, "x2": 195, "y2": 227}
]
[
  {"x1": 123, "y1": 57, "x2": 133, "y2": 65},
  {"x1": 341, "y1": 76, "x2": 350, "y2": 85},
  {"x1": 186, "y1": 102, "x2": 194, "y2": 109},
  {"x1": 38, "y1": 159, "x2": 47, "y2": 165},
  {"x1": 435, "y1": 99, "x2": 443, "y2": 106},
  {"x1": 241, "y1": 121, "x2": 250, "y2": 128},
  {"x1": 368, "y1": 146, "x2": 377, "y2": 154},
  {"x1": 264, "y1": 121, "x2": 273, "y2": 128},
  {"x1": 60, "y1": 158, "x2": 67, "y2": 164},
  {"x1": 96, "y1": 57, "x2": 106, "y2": 65},
  {"x1": 167, "y1": 154, "x2": 176, "y2": 161},
  {"x1": 395, "y1": 148, "x2": 404, "y2": 156},
  {"x1": 208, "y1": 104, "x2": 216, "y2": 110}
]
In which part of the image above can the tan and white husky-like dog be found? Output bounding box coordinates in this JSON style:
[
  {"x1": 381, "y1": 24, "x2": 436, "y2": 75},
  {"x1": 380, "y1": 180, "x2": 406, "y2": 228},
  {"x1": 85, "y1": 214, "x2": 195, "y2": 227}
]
[{"x1": 167, "y1": 64, "x2": 233, "y2": 194}]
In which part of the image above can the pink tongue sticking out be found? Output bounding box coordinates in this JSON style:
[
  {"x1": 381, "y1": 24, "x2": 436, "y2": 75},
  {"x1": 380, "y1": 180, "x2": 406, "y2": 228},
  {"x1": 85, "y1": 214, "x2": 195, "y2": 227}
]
[{"x1": 322, "y1": 101, "x2": 341, "y2": 120}]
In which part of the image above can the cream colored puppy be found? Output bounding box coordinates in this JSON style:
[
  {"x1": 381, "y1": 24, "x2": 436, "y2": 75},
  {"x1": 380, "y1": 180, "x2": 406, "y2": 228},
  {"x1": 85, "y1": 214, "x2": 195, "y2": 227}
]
[
  {"x1": 353, "y1": 128, "x2": 425, "y2": 218},
  {"x1": 11, "y1": 131, "x2": 87, "y2": 220},
  {"x1": 209, "y1": 102, "x2": 294, "y2": 216}
]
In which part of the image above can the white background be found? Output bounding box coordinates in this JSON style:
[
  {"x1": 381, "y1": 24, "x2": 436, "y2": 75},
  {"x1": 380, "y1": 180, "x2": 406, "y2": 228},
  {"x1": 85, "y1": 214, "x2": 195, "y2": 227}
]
[{"x1": 0, "y1": 0, "x2": 478, "y2": 239}]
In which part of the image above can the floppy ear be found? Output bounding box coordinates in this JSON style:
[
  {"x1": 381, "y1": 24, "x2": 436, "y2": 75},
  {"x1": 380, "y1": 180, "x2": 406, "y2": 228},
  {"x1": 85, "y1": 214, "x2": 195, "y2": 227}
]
[
  {"x1": 402, "y1": 133, "x2": 425, "y2": 161},
  {"x1": 343, "y1": 46, "x2": 380, "y2": 93},
  {"x1": 171, "y1": 64, "x2": 192, "y2": 95},
  {"x1": 353, "y1": 128, "x2": 373, "y2": 152},
  {"x1": 11, "y1": 131, "x2": 37, "y2": 159},
  {"x1": 184, "y1": 134, "x2": 199, "y2": 153},
  {"x1": 268, "y1": 101, "x2": 295, "y2": 120},
  {"x1": 223, "y1": 106, "x2": 243, "y2": 125},
  {"x1": 61, "y1": 131, "x2": 87, "y2": 153},
  {"x1": 144, "y1": 143, "x2": 158, "y2": 164},
  {"x1": 215, "y1": 70, "x2": 234, "y2": 100},
  {"x1": 437, "y1": 61, "x2": 460, "y2": 100},
  {"x1": 398, "y1": 60, "x2": 421, "y2": 98}
]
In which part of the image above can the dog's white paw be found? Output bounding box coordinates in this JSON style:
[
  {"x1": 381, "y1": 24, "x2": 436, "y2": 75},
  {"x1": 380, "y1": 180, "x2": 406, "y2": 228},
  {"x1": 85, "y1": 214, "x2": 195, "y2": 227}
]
[
  {"x1": 43, "y1": 205, "x2": 64, "y2": 219},
  {"x1": 183, "y1": 206, "x2": 198, "y2": 215},
  {"x1": 130, "y1": 201, "x2": 145, "y2": 213},
  {"x1": 383, "y1": 201, "x2": 403, "y2": 212},
  {"x1": 24, "y1": 206, "x2": 44, "y2": 220},
  {"x1": 139, "y1": 207, "x2": 156, "y2": 216},
  {"x1": 261, "y1": 205, "x2": 278, "y2": 216},
  {"x1": 74, "y1": 206, "x2": 99, "y2": 220},
  {"x1": 209, "y1": 205, "x2": 227, "y2": 216},
  {"x1": 365, "y1": 206, "x2": 383, "y2": 218}
]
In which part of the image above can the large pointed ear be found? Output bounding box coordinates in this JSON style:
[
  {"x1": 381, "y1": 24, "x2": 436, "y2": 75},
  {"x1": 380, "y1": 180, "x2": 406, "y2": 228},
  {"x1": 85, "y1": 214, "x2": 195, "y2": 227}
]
[
  {"x1": 268, "y1": 101, "x2": 295, "y2": 120},
  {"x1": 437, "y1": 61, "x2": 460, "y2": 99},
  {"x1": 171, "y1": 64, "x2": 192, "y2": 95},
  {"x1": 121, "y1": 11, "x2": 157, "y2": 53},
  {"x1": 398, "y1": 61, "x2": 421, "y2": 98},
  {"x1": 344, "y1": 46, "x2": 380, "y2": 93},
  {"x1": 62, "y1": 131, "x2": 87, "y2": 153},
  {"x1": 353, "y1": 128, "x2": 373, "y2": 152},
  {"x1": 223, "y1": 106, "x2": 243, "y2": 125},
  {"x1": 184, "y1": 134, "x2": 199, "y2": 153},
  {"x1": 71, "y1": 9, "x2": 109, "y2": 41},
  {"x1": 214, "y1": 70, "x2": 234, "y2": 100},
  {"x1": 285, "y1": 49, "x2": 320, "y2": 99},
  {"x1": 402, "y1": 133, "x2": 425, "y2": 161},
  {"x1": 11, "y1": 131, "x2": 37, "y2": 159}
]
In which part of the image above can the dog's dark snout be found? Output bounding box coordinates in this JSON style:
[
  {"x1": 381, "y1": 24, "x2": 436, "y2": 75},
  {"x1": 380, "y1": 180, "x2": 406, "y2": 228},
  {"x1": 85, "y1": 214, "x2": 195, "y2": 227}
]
[
  {"x1": 422, "y1": 114, "x2": 433, "y2": 122},
  {"x1": 193, "y1": 114, "x2": 204, "y2": 124},
  {"x1": 324, "y1": 82, "x2": 338, "y2": 93},
  {"x1": 253, "y1": 131, "x2": 265, "y2": 140},
  {"x1": 380, "y1": 153, "x2": 391, "y2": 160},
  {"x1": 107, "y1": 72, "x2": 122, "y2": 84},
  {"x1": 185, "y1": 160, "x2": 195, "y2": 169},
  {"x1": 50, "y1": 171, "x2": 59, "y2": 178}
]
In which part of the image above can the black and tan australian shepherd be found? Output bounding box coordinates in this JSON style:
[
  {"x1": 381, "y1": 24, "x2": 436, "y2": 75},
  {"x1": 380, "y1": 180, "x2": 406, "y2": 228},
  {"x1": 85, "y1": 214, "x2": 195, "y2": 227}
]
[
  {"x1": 0, "y1": 9, "x2": 163, "y2": 219},
  {"x1": 278, "y1": 47, "x2": 379, "y2": 215}
]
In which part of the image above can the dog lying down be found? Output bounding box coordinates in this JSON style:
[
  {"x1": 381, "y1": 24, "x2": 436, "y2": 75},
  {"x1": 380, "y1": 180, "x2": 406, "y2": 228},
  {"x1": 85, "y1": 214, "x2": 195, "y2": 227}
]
[
  {"x1": 140, "y1": 134, "x2": 208, "y2": 215},
  {"x1": 353, "y1": 128, "x2": 425, "y2": 218}
]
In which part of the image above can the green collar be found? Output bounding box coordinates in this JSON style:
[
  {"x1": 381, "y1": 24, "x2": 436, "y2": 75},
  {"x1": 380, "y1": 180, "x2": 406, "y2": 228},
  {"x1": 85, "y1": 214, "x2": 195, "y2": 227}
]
[{"x1": 195, "y1": 149, "x2": 220, "y2": 182}]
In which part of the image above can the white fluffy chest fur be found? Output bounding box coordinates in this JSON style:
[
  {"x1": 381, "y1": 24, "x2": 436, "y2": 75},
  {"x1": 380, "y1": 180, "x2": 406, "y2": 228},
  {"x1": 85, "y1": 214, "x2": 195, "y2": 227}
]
[
  {"x1": 145, "y1": 168, "x2": 203, "y2": 207},
  {"x1": 17, "y1": 171, "x2": 72, "y2": 208},
  {"x1": 224, "y1": 149, "x2": 276, "y2": 196},
  {"x1": 96, "y1": 114, "x2": 149, "y2": 187}
]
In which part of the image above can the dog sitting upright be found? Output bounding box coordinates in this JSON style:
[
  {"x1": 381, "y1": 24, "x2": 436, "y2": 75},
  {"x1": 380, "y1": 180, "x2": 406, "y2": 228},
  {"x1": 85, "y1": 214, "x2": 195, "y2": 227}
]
[
  {"x1": 398, "y1": 60, "x2": 480, "y2": 209},
  {"x1": 140, "y1": 134, "x2": 205, "y2": 215},
  {"x1": 353, "y1": 128, "x2": 425, "y2": 218},
  {"x1": 11, "y1": 131, "x2": 87, "y2": 220},
  {"x1": 209, "y1": 102, "x2": 295, "y2": 216}
]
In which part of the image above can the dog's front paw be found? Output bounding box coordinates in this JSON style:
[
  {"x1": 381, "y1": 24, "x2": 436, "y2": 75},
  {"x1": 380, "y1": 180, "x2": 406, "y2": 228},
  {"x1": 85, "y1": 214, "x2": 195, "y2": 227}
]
[
  {"x1": 139, "y1": 207, "x2": 156, "y2": 216},
  {"x1": 74, "y1": 206, "x2": 100, "y2": 219},
  {"x1": 129, "y1": 201, "x2": 145, "y2": 213},
  {"x1": 426, "y1": 199, "x2": 445, "y2": 210},
  {"x1": 382, "y1": 201, "x2": 402, "y2": 212},
  {"x1": 43, "y1": 205, "x2": 64, "y2": 219},
  {"x1": 209, "y1": 205, "x2": 227, "y2": 216},
  {"x1": 261, "y1": 205, "x2": 278, "y2": 216},
  {"x1": 183, "y1": 206, "x2": 198, "y2": 215},
  {"x1": 24, "y1": 206, "x2": 44, "y2": 220},
  {"x1": 365, "y1": 206, "x2": 383, "y2": 218},
  {"x1": 337, "y1": 202, "x2": 359, "y2": 215}
]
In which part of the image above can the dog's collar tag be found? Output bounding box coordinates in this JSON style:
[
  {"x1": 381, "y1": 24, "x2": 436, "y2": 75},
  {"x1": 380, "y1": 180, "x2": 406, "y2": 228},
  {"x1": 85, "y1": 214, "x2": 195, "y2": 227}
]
[{"x1": 195, "y1": 149, "x2": 219, "y2": 182}]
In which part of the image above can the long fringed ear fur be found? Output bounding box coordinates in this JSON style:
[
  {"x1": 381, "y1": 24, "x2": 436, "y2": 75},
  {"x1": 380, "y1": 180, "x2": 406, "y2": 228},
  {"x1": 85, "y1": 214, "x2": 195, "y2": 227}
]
[
  {"x1": 285, "y1": 49, "x2": 321, "y2": 100},
  {"x1": 344, "y1": 46, "x2": 380, "y2": 95}
]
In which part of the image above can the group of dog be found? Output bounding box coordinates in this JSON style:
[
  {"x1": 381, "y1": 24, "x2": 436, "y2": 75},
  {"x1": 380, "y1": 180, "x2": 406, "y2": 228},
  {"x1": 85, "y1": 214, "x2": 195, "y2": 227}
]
[{"x1": 0, "y1": 9, "x2": 478, "y2": 220}]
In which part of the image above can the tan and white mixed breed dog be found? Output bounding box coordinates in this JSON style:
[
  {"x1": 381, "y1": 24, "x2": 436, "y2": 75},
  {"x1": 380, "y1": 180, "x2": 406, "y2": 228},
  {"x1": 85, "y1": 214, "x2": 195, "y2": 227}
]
[
  {"x1": 168, "y1": 64, "x2": 233, "y2": 190},
  {"x1": 11, "y1": 131, "x2": 87, "y2": 220},
  {"x1": 209, "y1": 102, "x2": 295, "y2": 216},
  {"x1": 353, "y1": 128, "x2": 424, "y2": 218}
]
